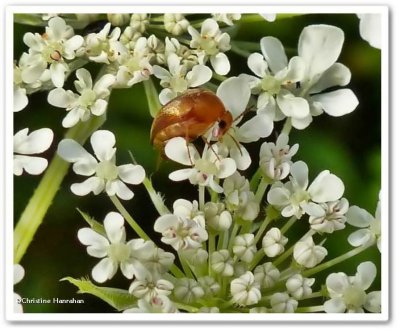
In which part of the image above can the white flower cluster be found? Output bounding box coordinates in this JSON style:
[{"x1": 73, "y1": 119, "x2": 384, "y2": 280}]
[{"x1": 14, "y1": 12, "x2": 381, "y2": 315}]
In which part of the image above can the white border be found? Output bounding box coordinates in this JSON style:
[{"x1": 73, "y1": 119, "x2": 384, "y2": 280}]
[{"x1": 4, "y1": 3, "x2": 389, "y2": 324}]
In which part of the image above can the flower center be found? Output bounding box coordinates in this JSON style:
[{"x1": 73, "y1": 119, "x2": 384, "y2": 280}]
[
  {"x1": 343, "y1": 285, "x2": 367, "y2": 309},
  {"x1": 170, "y1": 76, "x2": 189, "y2": 93},
  {"x1": 194, "y1": 159, "x2": 218, "y2": 176},
  {"x1": 199, "y1": 36, "x2": 219, "y2": 55},
  {"x1": 107, "y1": 243, "x2": 130, "y2": 262},
  {"x1": 290, "y1": 189, "x2": 310, "y2": 207},
  {"x1": 43, "y1": 42, "x2": 63, "y2": 63},
  {"x1": 261, "y1": 75, "x2": 281, "y2": 95},
  {"x1": 96, "y1": 160, "x2": 118, "y2": 180},
  {"x1": 78, "y1": 88, "x2": 97, "y2": 107},
  {"x1": 369, "y1": 219, "x2": 381, "y2": 236}
]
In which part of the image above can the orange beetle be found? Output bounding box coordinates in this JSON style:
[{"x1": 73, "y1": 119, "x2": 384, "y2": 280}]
[{"x1": 150, "y1": 89, "x2": 233, "y2": 151}]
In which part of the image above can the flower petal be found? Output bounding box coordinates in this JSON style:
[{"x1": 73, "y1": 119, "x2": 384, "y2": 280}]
[
  {"x1": 311, "y1": 89, "x2": 359, "y2": 117},
  {"x1": 14, "y1": 86, "x2": 28, "y2": 112},
  {"x1": 57, "y1": 139, "x2": 97, "y2": 175},
  {"x1": 104, "y1": 211, "x2": 125, "y2": 244},
  {"x1": 230, "y1": 144, "x2": 251, "y2": 171},
  {"x1": 247, "y1": 53, "x2": 268, "y2": 78},
  {"x1": 290, "y1": 161, "x2": 309, "y2": 189},
  {"x1": 90, "y1": 99, "x2": 108, "y2": 116},
  {"x1": 298, "y1": 25, "x2": 344, "y2": 78},
  {"x1": 50, "y1": 62, "x2": 67, "y2": 88},
  {"x1": 347, "y1": 229, "x2": 373, "y2": 247},
  {"x1": 260, "y1": 36, "x2": 288, "y2": 74},
  {"x1": 358, "y1": 14, "x2": 381, "y2": 49},
  {"x1": 346, "y1": 206, "x2": 375, "y2": 227},
  {"x1": 187, "y1": 64, "x2": 212, "y2": 87},
  {"x1": 217, "y1": 76, "x2": 251, "y2": 118},
  {"x1": 14, "y1": 128, "x2": 53, "y2": 154},
  {"x1": 217, "y1": 158, "x2": 236, "y2": 178},
  {"x1": 210, "y1": 52, "x2": 230, "y2": 76},
  {"x1": 277, "y1": 91, "x2": 309, "y2": 118},
  {"x1": 71, "y1": 176, "x2": 104, "y2": 196},
  {"x1": 92, "y1": 257, "x2": 117, "y2": 283},
  {"x1": 355, "y1": 261, "x2": 377, "y2": 290},
  {"x1": 90, "y1": 130, "x2": 116, "y2": 161},
  {"x1": 309, "y1": 63, "x2": 351, "y2": 94},
  {"x1": 364, "y1": 291, "x2": 381, "y2": 313},
  {"x1": 159, "y1": 88, "x2": 177, "y2": 105},
  {"x1": 267, "y1": 187, "x2": 290, "y2": 206},
  {"x1": 165, "y1": 137, "x2": 199, "y2": 166},
  {"x1": 237, "y1": 113, "x2": 273, "y2": 142},
  {"x1": 118, "y1": 164, "x2": 145, "y2": 185},
  {"x1": 13, "y1": 155, "x2": 48, "y2": 175},
  {"x1": 107, "y1": 180, "x2": 134, "y2": 200},
  {"x1": 169, "y1": 168, "x2": 195, "y2": 181},
  {"x1": 324, "y1": 298, "x2": 346, "y2": 313},
  {"x1": 77, "y1": 228, "x2": 109, "y2": 257},
  {"x1": 48, "y1": 88, "x2": 75, "y2": 108},
  {"x1": 308, "y1": 171, "x2": 344, "y2": 203}
]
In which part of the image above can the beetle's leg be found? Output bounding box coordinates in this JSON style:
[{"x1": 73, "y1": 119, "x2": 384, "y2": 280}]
[
  {"x1": 185, "y1": 126, "x2": 194, "y2": 165},
  {"x1": 227, "y1": 132, "x2": 243, "y2": 156},
  {"x1": 202, "y1": 136, "x2": 221, "y2": 161}
]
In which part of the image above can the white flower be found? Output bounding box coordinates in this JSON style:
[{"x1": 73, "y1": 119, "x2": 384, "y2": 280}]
[
  {"x1": 130, "y1": 14, "x2": 149, "y2": 33},
  {"x1": 124, "y1": 295, "x2": 177, "y2": 313},
  {"x1": 85, "y1": 23, "x2": 126, "y2": 64},
  {"x1": 357, "y1": 14, "x2": 381, "y2": 49},
  {"x1": 165, "y1": 137, "x2": 236, "y2": 193},
  {"x1": 146, "y1": 35, "x2": 166, "y2": 64},
  {"x1": 154, "y1": 199, "x2": 208, "y2": 251},
  {"x1": 223, "y1": 172, "x2": 260, "y2": 221},
  {"x1": 173, "y1": 278, "x2": 205, "y2": 303},
  {"x1": 262, "y1": 227, "x2": 288, "y2": 257},
  {"x1": 129, "y1": 273, "x2": 174, "y2": 300},
  {"x1": 230, "y1": 271, "x2": 261, "y2": 306},
  {"x1": 203, "y1": 202, "x2": 232, "y2": 232},
  {"x1": 48, "y1": 69, "x2": 115, "y2": 128},
  {"x1": 107, "y1": 14, "x2": 130, "y2": 27},
  {"x1": 270, "y1": 292, "x2": 298, "y2": 313},
  {"x1": 216, "y1": 76, "x2": 273, "y2": 170},
  {"x1": 164, "y1": 14, "x2": 189, "y2": 35},
  {"x1": 77, "y1": 212, "x2": 153, "y2": 283},
  {"x1": 165, "y1": 37, "x2": 198, "y2": 68},
  {"x1": 198, "y1": 276, "x2": 221, "y2": 298},
  {"x1": 115, "y1": 37, "x2": 153, "y2": 87},
  {"x1": 14, "y1": 64, "x2": 29, "y2": 112},
  {"x1": 305, "y1": 198, "x2": 349, "y2": 233},
  {"x1": 153, "y1": 53, "x2": 212, "y2": 104},
  {"x1": 254, "y1": 262, "x2": 280, "y2": 289},
  {"x1": 245, "y1": 25, "x2": 358, "y2": 129},
  {"x1": 199, "y1": 306, "x2": 220, "y2": 313},
  {"x1": 347, "y1": 198, "x2": 381, "y2": 252},
  {"x1": 232, "y1": 234, "x2": 257, "y2": 263},
  {"x1": 57, "y1": 130, "x2": 145, "y2": 200},
  {"x1": 293, "y1": 236, "x2": 327, "y2": 268},
  {"x1": 143, "y1": 247, "x2": 175, "y2": 278},
  {"x1": 22, "y1": 17, "x2": 83, "y2": 87},
  {"x1": 14, "y1": 264, "x2": 25, "y2": 313},
  {"x1": 180, "y1": 248, "x2": 208, "y2": 266},
  {"x1": 267, "y1": 161, "x2": 345, "y2": 219},
  {"x1": 212, "y1": 14, "x2": 241, "y2": 26},
  {"x1": 188, "y1": 18, "x2": 231, "y2": 75},
  {"x1": 14, "y1": 128, "x2": 54, "y2": 176},
  {"x1": 259, "y1": 133, "x2": 299, "y2": 181},
  {"x1": 286, "y1": 274, "x2": 315, "y2": 300},
  {"x1": 210, "y1": 249, "x2": 234, "y2": 277},
  {"x1": 324, "y1": 261, "x2": 380, "y2": 313}
]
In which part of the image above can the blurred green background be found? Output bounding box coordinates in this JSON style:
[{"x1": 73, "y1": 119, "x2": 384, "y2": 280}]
[{"x1": 13, "y1": 13, "x2": 381, "y2": 313}]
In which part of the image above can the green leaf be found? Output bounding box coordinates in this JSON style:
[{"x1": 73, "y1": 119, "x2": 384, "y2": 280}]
[
  {"x1": 76, "y1": 209, "x2": 106, "y2": 237},
  {"x1": 14, "y1": 14, "x2": 47, "y2": 26},
  {"x1": 61, "y1": 277, "x2": 137, "y2": 311},
  {"x1": 143, "y1": 78, "x2": 161, "y2": 118}
]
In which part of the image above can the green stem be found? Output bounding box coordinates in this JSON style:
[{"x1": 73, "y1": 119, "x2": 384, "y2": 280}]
[
  {"x1": 255, "y1": 180, "x2": 269, "y2": 204},
  {"x1": 249, "y1": 249, "x2": 265, "y2": 270},
  {"x1": 229, "y1": 43, "x2": 251, "y2": 57},
  {"x1": 281, "y1": 118, "x2": 292, "y2": 135},
  {"x1": 109, "y1": 195, "x2": 150, "y2": 240},
  {"x1": 143, "y1": 78, "x2": 161, "y2": 118},
  {"x1": 178, "y1": 252, "x2": 195, "y2": 279},
  {"x1": 227, "y1": 223, "x2": 240, "y2": 251},
  {"x1": 199, "y1": 185, "x2": 205, "y2": 210},
  {"x1": 231, "y1": 40, "x2": 260, "y2": 51},
  {"x1": 303, "y1": 244, "x2": 373, "y2": 278},
  {"x1": 254, "y1": 215, "x2": 272, "y2": 244},
  {"x1": 280, "y1": 216, "x2": 298, "y2": 234},
  {"x1": 296, "y1": 305, "x2": 324, "y2": 313},
  {"x1": 142, "y1": 177, "x2": 170, "y2": 215},
  {"x1": 250, "y1": 168, "x2": 262, "y2": 192},
  {"x1": 174, "y1": 302, "x2": 199, "y2": 313},
  {"x1": 14, "y1": 115, "x2": 106, "y2": 263}
]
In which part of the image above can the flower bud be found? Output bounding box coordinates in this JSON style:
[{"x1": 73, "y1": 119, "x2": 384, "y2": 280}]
[
  {"x1": 230, "y1": 272, "x2": 261, "y2": 306},
  {"x1": 293, "y1": 236, "x2": 327, "y2": 268},
  {"x1": 173, "y1": 278, "x2": 204, "y2": 304},
  {"x1": 210, "y1": 250, "x2": 234, "y2": 277},
  {"x1": 107, "y1": 14, "x2": 130, "y2": 26},
  {"x1": 262, "y1": 227, "x2": 288, "y2": 257},
  {"x1": 232, "y1": 233, "x2": 256, "y2": 263},
  {"x1": 270, "y1": 292, "x2": 298, "y2": 313},
  {"x1": 254, "y1": 262, "x2": 280, "y2": 289},
  {"x1": 285, "y1": 274, "x2": 315, "y2": 300}
]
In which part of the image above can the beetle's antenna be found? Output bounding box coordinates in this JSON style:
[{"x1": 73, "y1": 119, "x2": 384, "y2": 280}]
[
  {"x1": 202, "y1": 136, "x2": 221, "y2": 161},
  {"x1": 233, "y1": 106, "x2": 255, "y2": 123},
  {"x1": 227, "y1": 133, "x2": 243, "y2": 156}
]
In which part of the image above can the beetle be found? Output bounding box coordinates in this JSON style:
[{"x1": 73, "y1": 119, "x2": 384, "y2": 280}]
[{"x1": 150, "y1": 89, "x2": 233, "y2": 152}]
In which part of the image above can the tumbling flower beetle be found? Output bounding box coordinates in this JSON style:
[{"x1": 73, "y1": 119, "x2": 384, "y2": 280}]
[{"x1": 150, "y1": 89, "x2": 233, "y2": 152}]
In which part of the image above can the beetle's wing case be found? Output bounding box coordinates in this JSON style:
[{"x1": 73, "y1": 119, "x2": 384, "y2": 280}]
[{"x1": 150, "y1": 89, "x2": 223, "y2": 149}]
